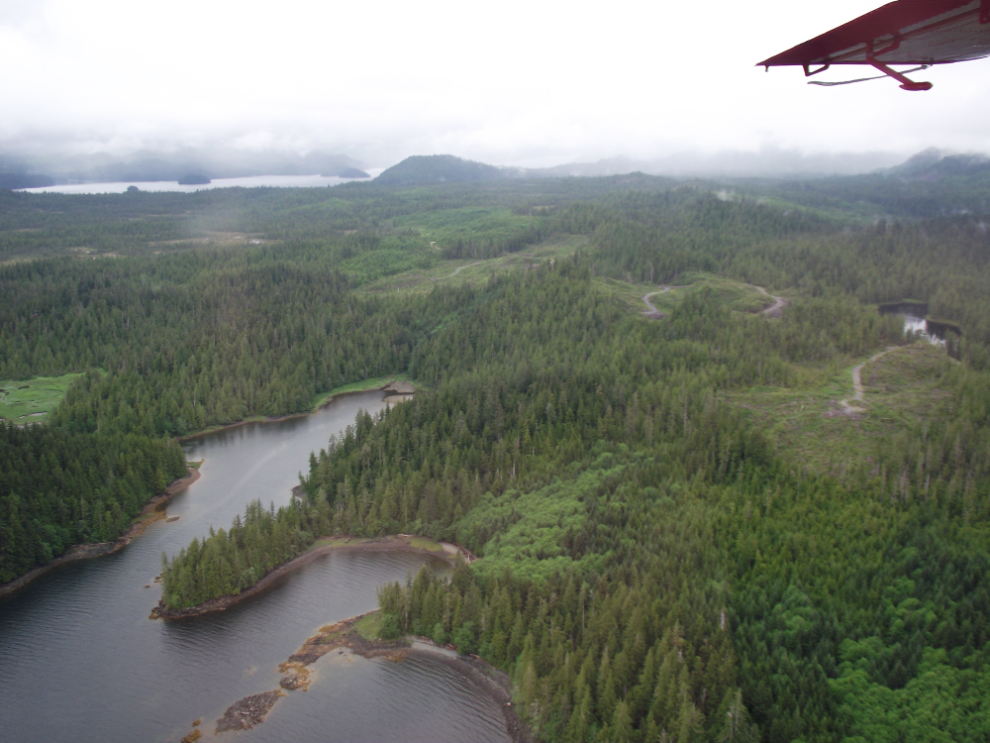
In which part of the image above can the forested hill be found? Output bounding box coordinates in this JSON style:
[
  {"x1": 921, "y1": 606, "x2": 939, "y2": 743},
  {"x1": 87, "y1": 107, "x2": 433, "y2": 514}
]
[
  {"x1": 887, "y1": 148, "x2": 990, "y2": 179},
  {"x1": 0, "y1": 173, "x2": 56, "y2": 190},
  {"x1": 376, "y1": 154, "x2": 505, "y2": 186},
  {"x1": 735, "y1": 150, "x2": 990, "y2": 220},
  {"x1": 3, "y1": 174, "x2": 990, "y2": 742}
]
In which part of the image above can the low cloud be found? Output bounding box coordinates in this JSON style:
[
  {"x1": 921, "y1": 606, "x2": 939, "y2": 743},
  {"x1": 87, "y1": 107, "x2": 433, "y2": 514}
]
[{"x1": 3, "y1": 0, "x2": 989, "y2": 171}]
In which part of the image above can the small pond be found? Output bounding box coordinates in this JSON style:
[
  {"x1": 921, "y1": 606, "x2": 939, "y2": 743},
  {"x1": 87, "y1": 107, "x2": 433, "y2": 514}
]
[{"x1": 878, "y1": 302, "x2": 961, "y2": 347}]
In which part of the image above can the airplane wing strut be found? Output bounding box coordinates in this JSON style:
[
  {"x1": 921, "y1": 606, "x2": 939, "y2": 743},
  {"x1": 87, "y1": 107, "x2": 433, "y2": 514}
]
[{"x1": 760, "y1": 0, "x2": 990, "y2": 90}]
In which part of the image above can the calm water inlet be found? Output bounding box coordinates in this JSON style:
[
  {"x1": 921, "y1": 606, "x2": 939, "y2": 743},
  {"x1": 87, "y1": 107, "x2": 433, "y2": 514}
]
[
  {"x1": 0, "y1": 391, "x2": 508, "y2": 743},
  {"x1": 878, "y1": 302, "x2": 960, "y2": 347}
]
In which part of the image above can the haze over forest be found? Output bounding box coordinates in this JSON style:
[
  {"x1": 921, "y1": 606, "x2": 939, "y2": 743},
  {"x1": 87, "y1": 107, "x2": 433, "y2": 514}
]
[{"x1": 0, "y1": 145, "x2": 921, "y2": 187}]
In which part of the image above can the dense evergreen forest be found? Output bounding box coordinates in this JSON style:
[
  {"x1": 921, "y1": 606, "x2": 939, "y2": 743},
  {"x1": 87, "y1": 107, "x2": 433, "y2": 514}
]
[
  {"x1": 3, "y1": 167, "x2": 990, "y2": 741},
  {"x1": 0, "y1": 424, "x2": 187, "y2": 581}
]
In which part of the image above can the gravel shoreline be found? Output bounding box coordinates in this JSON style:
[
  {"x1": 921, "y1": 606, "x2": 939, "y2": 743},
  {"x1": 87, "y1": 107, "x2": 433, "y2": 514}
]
[{"x1": 181, "y1": 611, "x2": 533, "y2": 743}]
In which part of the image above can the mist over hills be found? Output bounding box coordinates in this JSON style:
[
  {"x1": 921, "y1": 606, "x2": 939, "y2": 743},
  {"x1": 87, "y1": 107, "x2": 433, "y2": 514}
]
[
  {"x1": 885, "y1": 147, "x2": 990, "y2": 180},
  {"x1": 0, "y1": 148, "x2": 369, "y2": 189},
  {"x1": 374, "y1": 149, "x2": 918, "y2": 185},
  {"x1": 374, "y1": 149, "x2": 990, "y2": 189},
  {"x1": 522, "y1": 149, "x2": 908, "y2": 178},
  {"x1": 4, "y1": 144, "x2": 990, "y2": 192},
  {"x1": 299, "y1": 148, "x2": 990, "y2": 185}
]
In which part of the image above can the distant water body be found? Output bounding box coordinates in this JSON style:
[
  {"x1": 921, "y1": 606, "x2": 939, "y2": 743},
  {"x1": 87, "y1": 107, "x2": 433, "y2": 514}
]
[
  {"x1": 878, "y1": 302, "x2": 960, "y2": 348},
  {"x1": 17, "y1": 171, "x2": 384, "y2": 195}
]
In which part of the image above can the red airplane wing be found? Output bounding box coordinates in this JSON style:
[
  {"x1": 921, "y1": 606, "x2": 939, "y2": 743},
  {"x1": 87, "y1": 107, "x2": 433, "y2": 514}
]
[{"x1": 759, "y1": 0, "x2": 990, "y2": 89}]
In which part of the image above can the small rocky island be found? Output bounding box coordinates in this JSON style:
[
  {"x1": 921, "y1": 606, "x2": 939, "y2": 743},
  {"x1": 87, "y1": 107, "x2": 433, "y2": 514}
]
[
  {"x1": 214, "y1": 690, "x2": 283, "y2": 733},
  {"x1": 176, "y1": 611, "x2": 531, "y2": 743}
]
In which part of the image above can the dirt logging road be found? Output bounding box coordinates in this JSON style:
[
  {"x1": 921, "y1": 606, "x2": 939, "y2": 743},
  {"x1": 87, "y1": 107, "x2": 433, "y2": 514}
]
[{"x1": 641, "y1": 284, "x2": 787, "y2": 319}]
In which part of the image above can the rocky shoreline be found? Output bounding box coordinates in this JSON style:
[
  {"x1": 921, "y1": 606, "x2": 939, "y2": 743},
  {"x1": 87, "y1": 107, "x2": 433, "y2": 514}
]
[
  {"x1": 0, "y1": 466, "x2": 201, "y2": 598},
  {"x1": 178, "y1": 611, "x2": 532, "y2": 743},
  {"x1": 150, "y1": 534, "x2": 468, "y2": 620},
  {"x1": 214, "y1": 690, "x2": 283, "y2": 733}
]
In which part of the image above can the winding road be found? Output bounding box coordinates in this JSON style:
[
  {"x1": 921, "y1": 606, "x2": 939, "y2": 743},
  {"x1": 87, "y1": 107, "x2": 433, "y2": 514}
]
[
  {"x1": 837, "y1": 347, "x2": 897, "y2": 416},
  {"x1": 641, "y1": 286, "x2": 676, "y2": 319},
  {"x1": 641, "y1": 284, "x2": 788, "y2": 319},
  {"x1": 753, "y1": 285, "x2": 789, "y2": 317},
  {"x1": 438, "y1": 261, "x2": 486, "y2": 280}
]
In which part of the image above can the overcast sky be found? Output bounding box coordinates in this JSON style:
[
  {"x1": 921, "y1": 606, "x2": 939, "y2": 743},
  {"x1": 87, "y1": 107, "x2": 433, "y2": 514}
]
[{"x1": 2, "y1": 0, "x2": 989, "y2": 168}]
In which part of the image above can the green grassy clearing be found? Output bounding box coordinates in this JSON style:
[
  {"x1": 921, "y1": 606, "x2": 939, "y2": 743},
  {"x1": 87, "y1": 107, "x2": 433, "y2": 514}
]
[
  {"x1": 308, "y1": 535, "x2": 443, "y2": 554},
  {"x1": 591, "y1": 276, "x2": 657, "y2": 309},
  {"x1": 859, "y1": 342, "x2": 956, "y2": 416},
  {"x1": 458, "y1": 456, "x2": 623, "y2": 582},
  {"x1": 354, "y1": 611, "x2": 383, "y2": 640},
  {"x1": 337, "y1": 241, "x2": 439, "y2": 284},
  {"x1": 391, "y1": 206, "x2": 535, "y2": 246},
  {"x1": 334, "y1": 207, "x2": 547, "y2": 285},
  {"x1": 644, "y1": 272, "x2": 775, "y2": 314},
  {"x1": 730, "y1": 342, "x2": 954, "y2": 476},
  {"x1": 357, "y1": 234, "x2": 589, "y2": 296},
  {"x1": 0, "y1": 373, "x2": 82, "y2": 421},
  {"x1": 308, "y1": 536, "x2": 372, "y2": 551},
  {"x1": 408, "y1": 536, "x2": 444, "y2": 552},
  {"x1": 592, "y1": 272, "x2": 777, "y2": 316}
]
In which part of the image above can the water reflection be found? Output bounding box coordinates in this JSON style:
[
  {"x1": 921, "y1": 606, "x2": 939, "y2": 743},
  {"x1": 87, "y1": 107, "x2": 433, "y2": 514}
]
[{"x1": 878, "y1": 302, "x2": 960, "y2": 347}]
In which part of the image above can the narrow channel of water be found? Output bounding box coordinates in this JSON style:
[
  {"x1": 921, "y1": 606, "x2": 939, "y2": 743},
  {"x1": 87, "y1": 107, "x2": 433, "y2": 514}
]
[{"x1": 0, "y1": 391, "x2": 509, "y2": 743}]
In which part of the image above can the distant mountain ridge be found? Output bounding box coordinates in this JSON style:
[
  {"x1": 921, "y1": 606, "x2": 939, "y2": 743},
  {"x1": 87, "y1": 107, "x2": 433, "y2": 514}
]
[
  {"x1": 8, "y1": 145, "x2": 990, "y2": 192},
  {"x1": 0, "y1": 173, "x2": 56, "y2": 190},
  {"x1": 376, "y1": 155, "x2": 505, "y2": 186},
  {"x1": 373, "y1": 150, "x2": 916, "y2": 187},
  {"x1": 885, "y1": 147, "x2": 990, "y2": 180}
]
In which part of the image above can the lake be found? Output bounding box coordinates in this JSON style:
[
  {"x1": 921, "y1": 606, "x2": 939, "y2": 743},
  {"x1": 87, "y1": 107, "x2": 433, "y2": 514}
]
[
  {"x1": 17, "y1": 171, "x2": 384, "y2": 195},
  {"x1": 0, "y1": 390, "x2": 509, "y2": 743}
]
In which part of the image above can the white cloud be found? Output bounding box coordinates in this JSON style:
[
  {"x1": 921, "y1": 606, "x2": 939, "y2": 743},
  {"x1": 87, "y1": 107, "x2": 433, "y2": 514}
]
[{"x1": 2, "y1": 0, "x2": 989, "y2": 167}]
